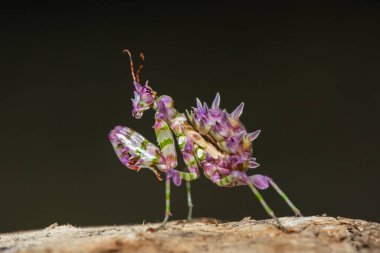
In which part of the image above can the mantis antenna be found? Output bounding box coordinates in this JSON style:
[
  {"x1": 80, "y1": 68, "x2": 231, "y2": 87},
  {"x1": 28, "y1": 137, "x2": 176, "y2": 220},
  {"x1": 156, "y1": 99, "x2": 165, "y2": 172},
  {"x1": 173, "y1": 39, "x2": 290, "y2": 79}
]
[
  {"x1": 122, "y1": 49, "x2": 136, "y2": 82},
  {"x1": 136, "y1": 52, "x2": 145, "y2": 83}
]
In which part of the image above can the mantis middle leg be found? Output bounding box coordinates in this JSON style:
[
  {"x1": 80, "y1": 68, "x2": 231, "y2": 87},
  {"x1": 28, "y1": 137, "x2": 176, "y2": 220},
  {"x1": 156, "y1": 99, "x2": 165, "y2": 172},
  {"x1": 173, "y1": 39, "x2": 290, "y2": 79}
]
[
  {"x1": 153, "y1": 118, "x2": 200, "y2": 227},
  {"x1": 177, "y1": 133, "x2": 201, "y2": 220}
]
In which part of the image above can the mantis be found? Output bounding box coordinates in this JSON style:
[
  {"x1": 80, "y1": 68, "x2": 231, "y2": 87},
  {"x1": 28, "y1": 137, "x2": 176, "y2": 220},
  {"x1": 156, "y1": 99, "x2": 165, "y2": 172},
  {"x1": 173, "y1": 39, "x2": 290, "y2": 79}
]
[{"x1": 108, "y1": 50, "x2": 302, "y2": 230}]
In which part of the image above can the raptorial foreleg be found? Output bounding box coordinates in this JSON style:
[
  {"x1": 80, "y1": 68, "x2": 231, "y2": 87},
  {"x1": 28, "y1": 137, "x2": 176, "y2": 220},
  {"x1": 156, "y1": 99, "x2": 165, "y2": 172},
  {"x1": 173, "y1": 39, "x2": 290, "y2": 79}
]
[{"x1": 108, "y1": 126, "x2": 164, "y2": 179}]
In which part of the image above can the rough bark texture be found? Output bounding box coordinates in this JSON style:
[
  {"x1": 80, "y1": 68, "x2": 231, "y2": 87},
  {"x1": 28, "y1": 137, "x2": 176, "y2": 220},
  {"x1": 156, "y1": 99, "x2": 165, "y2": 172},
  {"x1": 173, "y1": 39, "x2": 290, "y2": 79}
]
[{"x1": 0, "y1": 216, "x2": 379, "y2": 253}]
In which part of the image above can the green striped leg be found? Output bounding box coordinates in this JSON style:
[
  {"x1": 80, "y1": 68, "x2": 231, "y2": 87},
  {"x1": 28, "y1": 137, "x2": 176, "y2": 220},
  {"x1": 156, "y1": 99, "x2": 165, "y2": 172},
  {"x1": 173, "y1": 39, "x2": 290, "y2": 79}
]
[
  {"x1": 153, "y1": 118, "x2": 177, "y2": 228},
  {"x1": 175, "y1": 170, "x2": 199, "y2": 181},
  {"x1": 172, "y1": 169, "x2": 198, "y2": 220},
  {"x1": 215, "y1": 174, "x2": 235, "y2": 186},
  {"x1": 154, "y1": 118, "x2": 177, "y2": 169},
  {"x1": 158, "y1": 176, "x2": 171, "y2": 229},
  {"x1": 186, "y1": 181, "x2": 193, "y2": 220},
  {"x1": 247, "y1": 181, "x2": 285, "y2": 230},
  {"x1": 177, "y1": 134, "x2": 200, "y2": 220},
  {"x1": 269, "y1": 179, "x2": 302, "y2": 217},
  {"x1": 215, "y1": 174, "x2": 285, "y2": 230},
  {"x1": 154, "y1": 118, "x2": 200, "y2": 225}
]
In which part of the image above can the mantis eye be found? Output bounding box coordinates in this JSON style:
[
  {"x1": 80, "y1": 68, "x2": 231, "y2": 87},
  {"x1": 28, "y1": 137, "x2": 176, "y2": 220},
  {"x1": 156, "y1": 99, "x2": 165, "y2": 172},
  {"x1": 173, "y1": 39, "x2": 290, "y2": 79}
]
[{"x1": 142, "y1": 87, "x2": 152, "y2": 94}]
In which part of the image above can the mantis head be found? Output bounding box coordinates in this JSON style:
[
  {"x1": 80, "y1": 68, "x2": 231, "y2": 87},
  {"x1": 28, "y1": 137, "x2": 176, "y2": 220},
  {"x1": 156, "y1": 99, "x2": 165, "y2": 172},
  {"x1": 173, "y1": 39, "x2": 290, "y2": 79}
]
[
  {"x1": 131, "y1": 81, "x2": 157, "y2": 119},
  {"x1": 123, "y1": 49, "x2": 157, "y2": 119}
]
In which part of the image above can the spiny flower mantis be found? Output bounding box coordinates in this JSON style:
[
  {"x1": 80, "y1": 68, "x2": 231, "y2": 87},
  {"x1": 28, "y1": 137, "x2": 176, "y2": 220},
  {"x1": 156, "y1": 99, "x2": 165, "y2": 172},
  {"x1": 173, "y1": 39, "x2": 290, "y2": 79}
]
[{"x1": 108, "y1": 50, "x2": 302, "y2": 230}]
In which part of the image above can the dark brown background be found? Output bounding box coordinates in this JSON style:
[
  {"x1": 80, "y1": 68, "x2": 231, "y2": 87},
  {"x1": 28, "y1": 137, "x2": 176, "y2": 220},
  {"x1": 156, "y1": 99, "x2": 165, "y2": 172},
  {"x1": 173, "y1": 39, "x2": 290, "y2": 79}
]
[{"x1": 0, "y1": 2, "x2": 379, "y2": 233}]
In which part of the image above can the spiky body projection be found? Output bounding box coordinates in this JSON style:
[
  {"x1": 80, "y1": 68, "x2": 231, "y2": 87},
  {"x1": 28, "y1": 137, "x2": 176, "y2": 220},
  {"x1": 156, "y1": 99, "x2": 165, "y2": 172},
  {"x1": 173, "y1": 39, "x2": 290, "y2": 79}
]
[
  {"x1": 109, "y1": 50, "x2": 302, "y2": 230},
  {"x1": 187, "y1": 94, "x2": 260, "y2": 171}
]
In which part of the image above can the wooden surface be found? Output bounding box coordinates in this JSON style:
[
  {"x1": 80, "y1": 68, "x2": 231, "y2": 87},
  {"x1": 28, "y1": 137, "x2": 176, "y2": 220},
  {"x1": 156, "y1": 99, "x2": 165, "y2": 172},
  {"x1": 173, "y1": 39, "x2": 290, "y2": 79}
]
[{"x1": 0, "y1": 216, "x2": 379, "y2": 253}]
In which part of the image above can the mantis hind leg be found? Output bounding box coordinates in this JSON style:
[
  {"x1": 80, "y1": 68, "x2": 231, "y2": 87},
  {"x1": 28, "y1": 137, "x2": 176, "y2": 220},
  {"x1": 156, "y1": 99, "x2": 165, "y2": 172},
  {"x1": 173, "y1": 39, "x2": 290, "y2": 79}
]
[
  {"x1": 214, "y1": 172, "x2": 285, "y2": 230},
  {"x1": 246, "y1": 174, "x2": 302, "y2": 217},
  {"x1": 269, "y1": 179, "x2": 302, "y2": 217},
  {"x1": 246, "y1": 180, "x2": 285, "y2": 231},
  {"x1": 246, "y1": 174, "x2": 303, "y2": 231}
]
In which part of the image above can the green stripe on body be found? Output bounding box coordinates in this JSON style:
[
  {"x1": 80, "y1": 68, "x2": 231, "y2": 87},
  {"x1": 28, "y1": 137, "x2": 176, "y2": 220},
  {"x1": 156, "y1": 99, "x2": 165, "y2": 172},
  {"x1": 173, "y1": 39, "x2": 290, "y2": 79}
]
[
  {"x1": 136, "y1": 150, "x2": 143, "y2": 158},
  {"x1": 217, "y1": 175, "x2": 233, "y2": 186},
  {"x1": 189, "y1": 158, "x2": 197, "y2": 166},
  {"x1": 177, "y1": 134, "x2": 186, "y2": 150},
  {"x1": 152, "y1": 154, "x2": 160, "y2": 164},
  {"x1": 156, "y1": 124, "x2": 170, "y2": 133},
  {"x1": 159, "y1": 138, "x2": 174, "y2": 150},
  {"x1": 140, "y1": 139, "x2": 150, "y2": 150},
  {"x1": 178, "y1": 171, "x2": 197, "y2": 181},
  {"x1": 195, "y1": 148, "x2": 206, "y2": 161}
]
